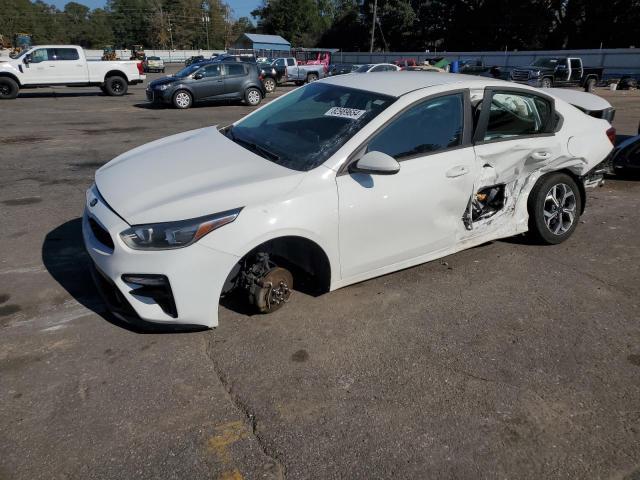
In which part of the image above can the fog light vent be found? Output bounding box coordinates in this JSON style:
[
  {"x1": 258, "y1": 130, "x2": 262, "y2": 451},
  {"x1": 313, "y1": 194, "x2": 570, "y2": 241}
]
[{"x1": 122, "y1": 274, "x2": 178, "y2": 318}]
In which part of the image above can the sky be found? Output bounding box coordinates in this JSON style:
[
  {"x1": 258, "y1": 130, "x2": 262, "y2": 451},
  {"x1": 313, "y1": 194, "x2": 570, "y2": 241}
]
[{"x1": 48, "y1": 0, "x2": 261, "y2": 19}]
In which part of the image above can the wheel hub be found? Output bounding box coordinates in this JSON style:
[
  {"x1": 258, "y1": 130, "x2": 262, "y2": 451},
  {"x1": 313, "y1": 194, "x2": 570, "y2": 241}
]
[{"x1": 543, "y1": 183, "x2": 576, "y2": 235}]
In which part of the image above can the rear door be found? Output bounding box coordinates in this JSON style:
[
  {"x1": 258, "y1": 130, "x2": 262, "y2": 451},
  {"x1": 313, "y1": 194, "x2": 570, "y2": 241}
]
[
  {"x1": 190, "y1": 63, "x2": 223, "y2": 100},
  {"x1": 223, "y1": 63, "x2": 247, "y2": 98},
  {"x1": 569, "y1": 58, "x2": 583, "y2": 82},
  {"x1": 472, "y1": 88, "x2": 562, "y2": 221},
  {"x1": 52, "y1": 48, "x2": 85, "y2": 83}
]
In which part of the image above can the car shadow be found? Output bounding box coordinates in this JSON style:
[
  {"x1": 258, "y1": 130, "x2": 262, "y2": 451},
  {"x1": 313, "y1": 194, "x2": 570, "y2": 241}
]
[
  {"x1": 17, "y1": 91, "x2": 129, "y2": 99},
  {"x1": 42, "y1": 218, "x2": 204, "y2": 334},
  {"x1": 133, "y1": 99, "x2": 242, "y2": 110}
]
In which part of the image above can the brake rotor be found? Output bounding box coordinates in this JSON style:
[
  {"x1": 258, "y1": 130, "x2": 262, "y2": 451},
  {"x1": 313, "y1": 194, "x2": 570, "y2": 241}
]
[{"x1": 252, "y1": 267, "x2": 293, "y2": 314}]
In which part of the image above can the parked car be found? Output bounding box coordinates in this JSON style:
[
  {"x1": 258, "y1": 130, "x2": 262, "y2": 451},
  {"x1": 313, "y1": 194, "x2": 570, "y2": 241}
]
[
  {"x1": 85, "y1": 73, "x2": 614, "y2": 328},
  {"x1": 510, "y1": 57, "x2": 603, "y2": 92},
  {"x1": 354, "y1": 63, "x2": 401, "y2": 73},
  {"x1": 329, "y1": 63, "x2": 358, "y2": 76},
  {"x1": 145, "y1": 61, "x2": 264, "y2": 109},
  {"x1": 459, "y1": 59, "x2": 489, "y2": 75},
  {"x1": 185, "y1": 55, "x2": 204, "y2": 66},
  {"x1": 213, "y1": 54, "x2": 256, "y2": 63},
  {"x1": 404, "y1": 65, "x2": 446, "y2": 73},
  {"x1": 610, "y1": 134, "x2": 640, "y2": 175},
  {"x1": 257, "y1": 62, "x2": 277, "y2": 93},
  {"x1": 393, "y1": 58, "x2": 418, "y2": 69},
  {"x1": 144, "y1": 56, "x2": 165, "y2": 73},
  {"x1": 0, "y1": 45, "x2": 145, "y2": 99},
  {"x1": 271, "y1": 57, "x2": 325, "y2": 85}
]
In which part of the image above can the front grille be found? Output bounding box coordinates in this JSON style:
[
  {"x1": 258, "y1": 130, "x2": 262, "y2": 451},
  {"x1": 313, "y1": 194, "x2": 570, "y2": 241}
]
[
  {"x1": 511, "y1": 70, "x2": 530, "y2": 82},
  {"x1": 89, "y1": 217, "x2": 114, "y2": 250}
]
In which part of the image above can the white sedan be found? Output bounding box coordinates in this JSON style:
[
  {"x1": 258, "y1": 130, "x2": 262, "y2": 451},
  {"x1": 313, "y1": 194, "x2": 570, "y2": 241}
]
[
  {"x1": 83, "y1": 73, "x2": 614, "y2": 328},
  {"x1": 354, "y1": 63, "x2": 401, "y2": 73}
]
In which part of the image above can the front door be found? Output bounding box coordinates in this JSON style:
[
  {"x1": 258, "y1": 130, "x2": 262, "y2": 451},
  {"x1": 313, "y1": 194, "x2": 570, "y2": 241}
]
[
  {"x1": 22, "y1": 48, "x2": 57, "y2": 84},
  {"x1": 336, "y1": 92, "x2": 476, "y2": 278},
  {"x1": 190, "y1": 64, "x2": 223, "y2": 100}
]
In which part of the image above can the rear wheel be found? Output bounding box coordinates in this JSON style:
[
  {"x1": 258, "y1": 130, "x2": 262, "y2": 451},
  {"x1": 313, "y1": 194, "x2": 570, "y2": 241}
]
[
  {"x1": 541, "y1": 77, "x2": 553, "y2": 88},
  {"x1": 245, "y1": 87, "x2": 262, "y2": 106},
  {"x1": 584, "y1": 77, "x2": 596, "y2": 92},
  {"x1": 0, "y1": 77, "x2": 19, "y2": 99},
  {"x1": 307, "y1": 73, "x2": 318, "y2": 83},
  {"x1": 263, "y1": 77, "x2": 276, "y2": 93},
  {"x1": 528, "y1": 173, "x2": 581, "y2": 244},
  {"x1": 104, "y1": 76, "x2": 128, "y2": 96},
  {"x1": 172, "y1": 90, "x2": 193, "y2": 109}
]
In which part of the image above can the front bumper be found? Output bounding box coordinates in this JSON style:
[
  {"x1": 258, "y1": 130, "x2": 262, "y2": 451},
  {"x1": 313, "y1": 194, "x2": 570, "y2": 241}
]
[
  {"x1": 82, "y1": 185, "x2": 240, "y2": 328},
  {"x1": 146, "y1": 87, "x2": 171, "y2": 103}
]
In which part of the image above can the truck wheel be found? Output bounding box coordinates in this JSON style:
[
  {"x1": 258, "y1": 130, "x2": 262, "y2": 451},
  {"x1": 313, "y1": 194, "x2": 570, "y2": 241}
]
[
  {"x1": 263, "y1": 77, "x2": 276, "y2": 93},
  {"x1": 172, "y1": 90, "x2": 193, "y2": 109},
  {"x1": 541, "y1": 77, "x2": 553, "y2": 88},
  {"x1": 104, "y1": 76, "x2": 128, "y2": 96},
  {"x1": 0, "y1": 77, "x2": 19, "y2": 99},
  {"x1": 245, "y1": 87, "x2": 262, "y2": 106},
  {"x1": 584, "y1": 77, "x2": 596, "y2": 92},
  {"x1": 527, "y1": 173, "x2": 581, "y2": 245},
  {"x1": 307, "y1": 73, "x2": 319, "y2": 83}
]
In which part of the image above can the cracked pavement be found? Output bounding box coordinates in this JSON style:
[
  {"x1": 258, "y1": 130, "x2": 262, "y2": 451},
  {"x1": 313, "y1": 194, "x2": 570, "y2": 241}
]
[{"x1": 1, "y1": 69, "x2": 639, "y2": 479}]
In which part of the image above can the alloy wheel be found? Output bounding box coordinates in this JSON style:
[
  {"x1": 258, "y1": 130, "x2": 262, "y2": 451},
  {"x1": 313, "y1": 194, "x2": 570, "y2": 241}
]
[
  {"x1": 247, "y1": 90, "x2": 261, "y2": 105},
  {"x1": 175, "y1": 92, "x2": 191, "y2": 108},
  {"x1": 543, "y1": 183, "x2": 576, "y2": 235}
]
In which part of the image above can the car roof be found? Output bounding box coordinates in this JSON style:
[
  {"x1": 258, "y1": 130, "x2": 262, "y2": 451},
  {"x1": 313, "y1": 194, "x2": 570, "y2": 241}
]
[{"x1": 320, "y1": 71, "x2": 508, "y2": 97}]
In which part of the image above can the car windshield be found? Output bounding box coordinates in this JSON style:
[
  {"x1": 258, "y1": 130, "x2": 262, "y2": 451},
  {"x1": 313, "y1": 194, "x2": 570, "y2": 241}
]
[
  {"x1": 174, "y1": 65, "x2": 201, "y2": 78},
  {"x1": 532, "y1": 58, "x2": 559, "y2": 68},
  {"x1": 227, "y1": 82, "x2": 395, "y2": 171},
  {"x1": 355, "y1": 64, "x2": 372, "y2": 73},
  {"x1": 148, "y1": 56, "x2": 160, "y2": 60}
]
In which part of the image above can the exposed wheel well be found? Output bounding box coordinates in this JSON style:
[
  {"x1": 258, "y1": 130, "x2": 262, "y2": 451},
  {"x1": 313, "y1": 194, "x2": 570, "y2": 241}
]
[
  {"x1": 224, "y1": 236, "x2": 331, "y2": 296},
  {"x1": 0, "y1": 72, "x2": 21, "y2": 87}
]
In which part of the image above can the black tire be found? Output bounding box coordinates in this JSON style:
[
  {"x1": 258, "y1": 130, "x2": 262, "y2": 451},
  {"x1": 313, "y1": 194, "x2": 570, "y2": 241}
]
[
  {"x1": 527, "y1": 172, "x2": 581, "y2": 245},
  {"x1": 307, "y1": 73, "x2": 319, "y2": 83},
  {"x1": 584, "y1": 77, "x2": 596, "y2": 92},
  {"x1": 104, "y1": 76, "x2": 128, "y2": 96},
  {"x1": 172, "y1": 90, "x2": 193, "y2": 109},
  {"x1": 162, "y1": 68, "x2": 165, "y2": 73},
  {"x1": 541, "y1": 77, "x2": 553, "y2": 88},
  {"x1": 245, "y1": 87, "x2": 262, "y2": 106},
  {"x1": 263, "y1": 77, "x2": 276, "y2": 93},
  {"x1": 0, "y1": 77, "x2": 19, "y2": 99}
]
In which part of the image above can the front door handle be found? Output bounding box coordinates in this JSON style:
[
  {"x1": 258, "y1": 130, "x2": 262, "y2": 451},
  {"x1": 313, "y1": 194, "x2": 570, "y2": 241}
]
[
  {"x1": 531, "y1": 151, "x2": 551, "y2": 160},
  {"x1": 446, "y1": 165, "x2": 469, "y2": 178}
]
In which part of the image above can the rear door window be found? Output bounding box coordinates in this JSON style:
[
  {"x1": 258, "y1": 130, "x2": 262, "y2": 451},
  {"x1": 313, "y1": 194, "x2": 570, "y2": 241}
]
[
  {"x1": 54, "y1": 48, "x2": 80, "y2": 61},
  {"x1": 483, "y1": 92, "x2": 552, "y2": 141},
  {"x1": 225, "y1": 64, "x2": 245, "y2": 76}
]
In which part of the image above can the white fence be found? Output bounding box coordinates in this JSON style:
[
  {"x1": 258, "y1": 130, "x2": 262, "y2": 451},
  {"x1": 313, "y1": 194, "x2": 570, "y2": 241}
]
[
  {"x1": 85, "y1": 49, "x2": 226, "y2": 62},
  {"x1": 334, "y1": 48, "x2": 640, "y2": 78}
]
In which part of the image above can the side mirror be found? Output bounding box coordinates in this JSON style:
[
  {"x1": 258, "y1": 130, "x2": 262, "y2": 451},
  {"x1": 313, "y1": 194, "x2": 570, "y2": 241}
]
[
  {"x1": 23, "y1": 54, "x2": 32, "y2": 64},
  {"x1": 193, "y1": 72, "x2": 204, "y2": 80},
  {"x1": 350, "y1": 151, "x2": 400, "y2": 175}
]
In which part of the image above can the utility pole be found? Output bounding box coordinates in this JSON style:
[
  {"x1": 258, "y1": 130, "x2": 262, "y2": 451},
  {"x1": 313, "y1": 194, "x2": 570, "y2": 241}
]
[
  {"x1": 167, "y1": 15, "x2": 174, "y2": 51},
  {"x1": 202, "y1": 14, "x2": 210, "y2": 50},
  {"x1": 369, "y1": 0, "x2": 377, "y2": 53}
]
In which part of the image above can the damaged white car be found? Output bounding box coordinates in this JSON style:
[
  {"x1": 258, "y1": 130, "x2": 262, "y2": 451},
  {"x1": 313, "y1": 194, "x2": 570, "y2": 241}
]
[{"x1": 83, "y1": 73, "x2": 614, "y2": 328}]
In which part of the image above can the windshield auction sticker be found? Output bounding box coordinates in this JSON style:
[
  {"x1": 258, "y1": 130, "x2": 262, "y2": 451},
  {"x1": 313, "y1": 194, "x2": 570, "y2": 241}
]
[{"x1": 324, "y1": 107, "x2": 366, "y2": 120}]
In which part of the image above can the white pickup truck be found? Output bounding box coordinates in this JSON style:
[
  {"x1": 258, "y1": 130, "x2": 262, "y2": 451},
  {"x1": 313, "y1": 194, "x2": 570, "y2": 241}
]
[{"x1": 0, "y1": 45, "x2": 146, "y2": 99}]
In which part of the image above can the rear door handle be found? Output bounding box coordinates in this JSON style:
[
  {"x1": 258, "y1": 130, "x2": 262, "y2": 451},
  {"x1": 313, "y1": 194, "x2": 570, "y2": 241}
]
[
  {"x1": 446, "y1": 165, "x2": 469, "y2": 178},
  {"x1": 531, "y1": 151, "x2": 551, "y2": 160}
]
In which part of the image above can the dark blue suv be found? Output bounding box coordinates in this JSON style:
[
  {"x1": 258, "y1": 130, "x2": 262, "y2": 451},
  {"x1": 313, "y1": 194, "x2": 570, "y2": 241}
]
[{"x1": 146, "y1": 61, "x2": 265, "y2": 109}]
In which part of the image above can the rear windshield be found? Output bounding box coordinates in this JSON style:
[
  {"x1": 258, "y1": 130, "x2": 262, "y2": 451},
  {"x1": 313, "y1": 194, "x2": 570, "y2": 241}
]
[
  {"x1": 148, "y1": 56, "x2": 160, "y2": 60},
  {"x1": 355, "y1": 64, "x2": 372, "y2": 72},
  {"x1": 227, "y1": 82, "x2": 395, "y2": 171}
]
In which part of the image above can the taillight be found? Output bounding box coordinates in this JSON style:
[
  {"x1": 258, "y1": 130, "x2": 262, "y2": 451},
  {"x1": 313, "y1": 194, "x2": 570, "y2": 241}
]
[
  {"x1": 606, "y1": 127, "x2": 616, "y2": 145},
  {"x1": 137, "y1": 62, "x2": 144, "y2": 75}
]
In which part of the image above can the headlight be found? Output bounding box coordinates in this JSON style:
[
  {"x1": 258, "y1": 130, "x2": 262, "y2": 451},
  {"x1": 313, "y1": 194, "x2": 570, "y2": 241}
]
[
  {"x1": 120, "y1": 208, "x2": 242, "y2": 250},
  {"x1": 158, "y1": 84, "x2": 169, "y2": 91},
  {"x1": 531, "y1": 70, "x2": 541, "y2": 77}
]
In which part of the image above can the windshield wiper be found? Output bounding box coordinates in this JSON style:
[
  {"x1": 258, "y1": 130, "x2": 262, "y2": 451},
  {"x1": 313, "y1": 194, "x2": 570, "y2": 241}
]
[{"x1": 227, "y1": 130, "x2": 280, "y2": 162}]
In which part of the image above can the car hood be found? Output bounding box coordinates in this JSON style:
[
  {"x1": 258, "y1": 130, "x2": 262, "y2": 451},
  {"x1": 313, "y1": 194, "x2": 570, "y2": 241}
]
[
  {"x1": 95, "y1": 127, "x2": 304, "y2": 225},
  {"x1": 149, "y1": 76, "x2": 179, "y2": 87}
]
